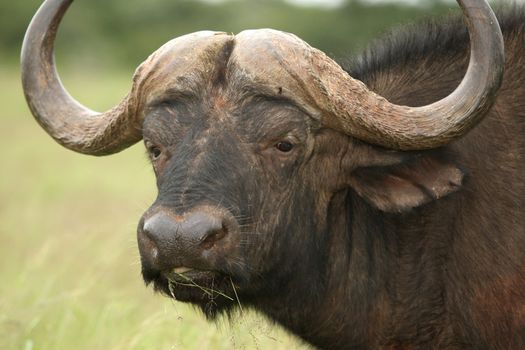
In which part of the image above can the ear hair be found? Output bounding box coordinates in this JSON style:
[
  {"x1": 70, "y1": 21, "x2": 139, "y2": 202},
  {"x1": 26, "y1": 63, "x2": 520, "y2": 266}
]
[{"x1": 349, "y1": 152, "x2": 464, "y2": 213}]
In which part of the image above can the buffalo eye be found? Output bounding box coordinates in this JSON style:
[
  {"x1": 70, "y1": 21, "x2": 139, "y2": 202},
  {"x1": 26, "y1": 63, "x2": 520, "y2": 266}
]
[
  {"x1": 148, "y1": 145, "x2": 162, "y2": 160},
  {"x1": 275, "y1": 141, "x2": 293, "y2": 153}
]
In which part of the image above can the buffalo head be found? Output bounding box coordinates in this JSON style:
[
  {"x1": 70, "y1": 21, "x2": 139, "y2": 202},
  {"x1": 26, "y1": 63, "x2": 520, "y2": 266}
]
[{"x1": 22, "y1": 0, "x2": 504, "y2": 319}]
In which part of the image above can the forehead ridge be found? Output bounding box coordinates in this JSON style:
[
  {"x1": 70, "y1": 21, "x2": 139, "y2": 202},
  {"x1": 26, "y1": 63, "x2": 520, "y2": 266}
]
[{"x1": 132, "y1": 29, "x2": 322, "y2": 116}]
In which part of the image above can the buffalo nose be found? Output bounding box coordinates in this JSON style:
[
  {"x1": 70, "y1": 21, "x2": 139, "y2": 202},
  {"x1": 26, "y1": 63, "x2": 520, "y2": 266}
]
[{"x1": 138, "y1": 211, "x2": 227, "y2": 269}]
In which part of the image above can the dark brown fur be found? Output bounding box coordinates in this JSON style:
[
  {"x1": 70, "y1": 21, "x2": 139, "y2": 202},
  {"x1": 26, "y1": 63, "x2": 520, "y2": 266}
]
[{"x1": 140, "y1": 9, "x2": 525, "y2": 349}]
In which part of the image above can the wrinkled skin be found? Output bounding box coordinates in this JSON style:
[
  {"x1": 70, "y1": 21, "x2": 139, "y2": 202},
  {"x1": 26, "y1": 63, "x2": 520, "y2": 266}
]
[
  {"x1": 136, "y1": 10, "x2": 525, "y2": 350},
  {"x1": 139, "y1": 66, "x2": 333, "y2": 311}
]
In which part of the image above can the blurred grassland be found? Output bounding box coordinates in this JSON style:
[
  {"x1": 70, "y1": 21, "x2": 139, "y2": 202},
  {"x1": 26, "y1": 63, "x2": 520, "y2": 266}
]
[
  {"x1": 0, "y1": 67, "x2": 309, "y2": 349},
  {"x1": 1, "y1": 0, "x2": 454, "y2": 70}
]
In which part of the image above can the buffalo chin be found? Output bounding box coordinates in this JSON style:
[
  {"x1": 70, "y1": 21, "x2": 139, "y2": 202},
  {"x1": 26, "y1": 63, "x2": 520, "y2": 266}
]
[{"x1": 143, "y1": 269, "x2": 238, "y2": 319}]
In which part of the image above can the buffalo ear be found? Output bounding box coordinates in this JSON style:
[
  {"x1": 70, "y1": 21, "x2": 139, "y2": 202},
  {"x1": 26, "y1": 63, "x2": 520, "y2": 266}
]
[{"x1": 348, "y1": 153, "x2": 464, "y2": 213}]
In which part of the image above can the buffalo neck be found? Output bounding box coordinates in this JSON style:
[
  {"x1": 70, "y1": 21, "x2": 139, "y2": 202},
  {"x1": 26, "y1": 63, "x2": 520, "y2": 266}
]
[{"x1": 254, "y1": 190, "x2": 458, "y2": 349}]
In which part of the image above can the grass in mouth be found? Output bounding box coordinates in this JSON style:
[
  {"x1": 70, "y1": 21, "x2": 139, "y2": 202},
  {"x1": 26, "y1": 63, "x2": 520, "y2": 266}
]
[{"x1": 167, "y1": 272, "x2": 235, "y2": 301}]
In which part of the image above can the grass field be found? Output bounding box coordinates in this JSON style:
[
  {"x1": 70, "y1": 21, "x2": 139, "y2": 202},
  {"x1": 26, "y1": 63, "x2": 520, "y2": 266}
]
[{"x1": 0, "y1": 66, "x2": 308, "y2": 350}]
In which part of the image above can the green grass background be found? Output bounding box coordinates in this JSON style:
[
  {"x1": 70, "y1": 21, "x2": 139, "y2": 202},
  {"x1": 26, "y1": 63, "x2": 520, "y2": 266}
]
[{"x1": 0, "y1": 66, "x2": 309, "y2": 349}]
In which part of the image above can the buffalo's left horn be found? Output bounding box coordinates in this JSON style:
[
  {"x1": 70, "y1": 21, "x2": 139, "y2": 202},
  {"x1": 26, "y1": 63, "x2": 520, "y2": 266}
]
[
  {"x1": 314, "y1": 0, "x2": 504, "y2": 150},
  {"x1": 21, "y1": 0, "x2": 141, "y2": 155}
]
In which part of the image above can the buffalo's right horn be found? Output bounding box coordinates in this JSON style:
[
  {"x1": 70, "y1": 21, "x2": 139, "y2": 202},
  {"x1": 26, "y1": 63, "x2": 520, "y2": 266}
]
[
  {"x1": 21, "y1": 0, "x2": 141, "y2": 155},
  {"x1": 318, "y1": 0, "x2": 504, "y2": 150}
]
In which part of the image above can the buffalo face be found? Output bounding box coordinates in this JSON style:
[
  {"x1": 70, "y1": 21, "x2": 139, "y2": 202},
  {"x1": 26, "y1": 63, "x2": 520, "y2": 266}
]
[{"x1": 136, "y1": 73, "x2": 343, "y2": 317}]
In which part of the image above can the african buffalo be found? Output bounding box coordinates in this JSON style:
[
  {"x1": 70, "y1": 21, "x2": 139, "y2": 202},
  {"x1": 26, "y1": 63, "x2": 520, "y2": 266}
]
[{"x1": 22, "y1": 0, "x2": 524, "y2": 348}]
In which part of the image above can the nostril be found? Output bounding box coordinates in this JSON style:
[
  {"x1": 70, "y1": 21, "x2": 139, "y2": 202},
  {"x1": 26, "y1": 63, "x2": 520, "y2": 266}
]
[
  {"x1": 138, "y1": 226, "x2": 159, "y2": 262},
  {"x1": 142, "y1": 213, "x2": 176, "y2": 245},
  {"x1": 200, "y1": 224, "x2": 228, "y2": 249},
  {"x1": 142, "y1": 219, "x2": 157, "y2": 240}
]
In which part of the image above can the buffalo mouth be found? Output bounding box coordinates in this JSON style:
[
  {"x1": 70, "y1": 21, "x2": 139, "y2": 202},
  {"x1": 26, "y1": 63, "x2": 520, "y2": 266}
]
[
  {"x1": 143, "y1": 267, "x2": 239, "y2": 316},
  {"x1": 163, "y1": 269, "x2": 236, "y2": 302}
]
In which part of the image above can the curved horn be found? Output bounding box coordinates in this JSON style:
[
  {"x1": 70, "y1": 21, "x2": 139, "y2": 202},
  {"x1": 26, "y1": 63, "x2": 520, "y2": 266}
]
[
  {"x1": 21, "y1": 0, "x2": 141, "y2": 155},
  {"x1": 319, "y1": 0, "x2": 504, "y2": 150}
]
